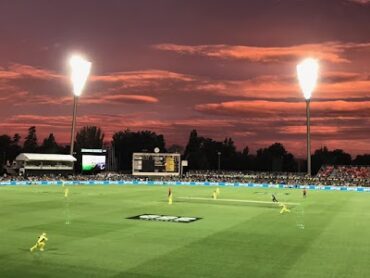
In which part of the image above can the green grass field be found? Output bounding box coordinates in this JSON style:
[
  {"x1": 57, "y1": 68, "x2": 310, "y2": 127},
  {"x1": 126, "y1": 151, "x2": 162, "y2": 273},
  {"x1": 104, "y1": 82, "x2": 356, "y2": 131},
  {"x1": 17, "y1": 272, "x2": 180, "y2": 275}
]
[{"x1": 1, "y1": 184, "x2": 370, "y2": 278}]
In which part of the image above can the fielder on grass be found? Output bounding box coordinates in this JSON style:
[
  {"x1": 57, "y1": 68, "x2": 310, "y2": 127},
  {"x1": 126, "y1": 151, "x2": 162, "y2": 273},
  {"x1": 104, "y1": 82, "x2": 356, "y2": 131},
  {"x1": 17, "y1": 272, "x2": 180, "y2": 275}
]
[
  {"x1": 279, "y1": 203, "x2": 291, "y2": 214},
  {"x1": 212, "y1": 190, "x2": 217, "y2": 200},
  {"x1": 168, "y1": 187, "x2": 173, "y2": 205},
  {"x1": 272, "y1": 194, "x2": 278, "y2": 203},
  {"x1": 30, "y1": 232, "x2": 48, "y2": 252}
]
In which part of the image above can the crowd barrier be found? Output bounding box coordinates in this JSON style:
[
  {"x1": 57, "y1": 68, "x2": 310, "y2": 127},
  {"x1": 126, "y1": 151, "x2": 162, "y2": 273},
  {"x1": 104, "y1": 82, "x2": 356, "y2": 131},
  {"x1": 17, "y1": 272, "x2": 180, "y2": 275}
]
[{"x1": 0, "y1": 180, "x2": 369, "y2": 192}]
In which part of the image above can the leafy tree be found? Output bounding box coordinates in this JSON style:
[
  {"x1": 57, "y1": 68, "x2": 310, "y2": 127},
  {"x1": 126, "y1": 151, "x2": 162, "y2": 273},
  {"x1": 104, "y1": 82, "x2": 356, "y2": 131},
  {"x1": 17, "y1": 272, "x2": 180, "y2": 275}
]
[
  {"x1": 167, "y1": 144, "x2": 184, "y2": 154},
  {"x1": 75, "y1": 126, "x2": 104, "y2": 150},
  {"x1": 39, "y1": 133, "x2": 60, "y2": 154},
  {"x1": 184, "y1": 130, "x2": 205, "y2": 169},
  {"x1": 0, "y1": 135, "x2": 12, "y2": 170},
  {"x1": 238, "y1": 146, "x2": 252, "y2": 171},
  {"x1": 184, "y1": 130, "x2": 201, "y2": 156},
  {"x1": 13, "y1": 133, "x2": 20, "y2": 144},
  {"x1": 353, "y1": 154, "x2": 370, "y2": 165},
  {"x1": 255, "y1": 143, "x2": 297, "y2": 172},
  {"x1": 0, "y1": 134, "x2": 22, "y2": 173},
  {"x1": 23, "y1": 126, "x2": 38, "y2": 153},
  {"x1": 183, "y1": 130, "x2": 243, "y2": 170},
  {"x1": 112, "y1": 129, "x2": 166, "y2": 171},
  {"x1": 8, "y1": 134, "x2": 22, "y2": 161},
  {"x1": 311, "y1": 146, "x2": 352, "y2": 174}
]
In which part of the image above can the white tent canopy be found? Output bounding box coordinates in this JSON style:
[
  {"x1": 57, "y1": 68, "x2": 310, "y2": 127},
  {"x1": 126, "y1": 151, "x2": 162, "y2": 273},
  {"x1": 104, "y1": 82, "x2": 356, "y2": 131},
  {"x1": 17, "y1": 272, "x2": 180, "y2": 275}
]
[{"x1": 16, "y1": 153, "x2": 77, "y2": 162}]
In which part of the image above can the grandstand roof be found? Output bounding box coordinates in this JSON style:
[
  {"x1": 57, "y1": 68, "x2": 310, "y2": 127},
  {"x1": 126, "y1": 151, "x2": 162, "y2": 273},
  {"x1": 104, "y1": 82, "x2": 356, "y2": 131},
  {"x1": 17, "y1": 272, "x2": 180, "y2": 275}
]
[{"x1": 16, "y1": 153, "x2": 77, "y2": 162}]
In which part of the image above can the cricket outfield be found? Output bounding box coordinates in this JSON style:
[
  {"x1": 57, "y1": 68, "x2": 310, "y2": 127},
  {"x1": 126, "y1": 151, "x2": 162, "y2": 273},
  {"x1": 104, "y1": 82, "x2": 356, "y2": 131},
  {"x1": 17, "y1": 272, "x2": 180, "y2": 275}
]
[{"x1": 1, "y1": 184, "x2": 370, "y2": 277}]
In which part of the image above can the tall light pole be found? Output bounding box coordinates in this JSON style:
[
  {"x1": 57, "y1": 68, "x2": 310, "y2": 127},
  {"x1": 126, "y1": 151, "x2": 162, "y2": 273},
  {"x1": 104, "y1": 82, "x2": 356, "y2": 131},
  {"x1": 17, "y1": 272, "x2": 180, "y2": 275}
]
[
  {"x1": 69, "y1": 55, "x2": 91, "y2": 155},
  {"x1": 217, "y1": 152, "x2": 221, "y2": 172},
  {"x1": 297, "y1": 58, "x2": 319, "y2": 176}
]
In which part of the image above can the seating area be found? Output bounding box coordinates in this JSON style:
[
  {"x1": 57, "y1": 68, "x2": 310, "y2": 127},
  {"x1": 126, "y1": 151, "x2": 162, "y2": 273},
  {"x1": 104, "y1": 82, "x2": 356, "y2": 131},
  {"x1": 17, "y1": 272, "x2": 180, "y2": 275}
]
[
  {"x1": 317, "y1": 165, "x2": 370, "y2": 180},
  {"x1": 2, "y1": 167, "x2": 370, "y2": 187}
]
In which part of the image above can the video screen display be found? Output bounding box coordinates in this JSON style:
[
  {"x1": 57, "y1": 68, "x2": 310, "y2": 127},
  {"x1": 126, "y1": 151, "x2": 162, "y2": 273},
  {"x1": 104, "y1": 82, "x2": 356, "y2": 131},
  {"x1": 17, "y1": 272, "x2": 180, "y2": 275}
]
[{"x1": 82, "y1": 155, "x2": 106, "y2": 171}]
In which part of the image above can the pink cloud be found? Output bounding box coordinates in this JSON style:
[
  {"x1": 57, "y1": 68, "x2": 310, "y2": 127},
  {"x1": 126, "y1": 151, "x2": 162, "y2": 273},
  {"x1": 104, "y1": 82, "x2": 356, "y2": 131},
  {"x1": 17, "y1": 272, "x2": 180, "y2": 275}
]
[
  {"x1": 278, "y1": 126, "x2": 340, "y2": 135},
  {"x1": 154, "y1": 42, "x2": 370, "y2": 64},
  {"x1": 92, "y1": 70, "x2": 193, "y2": 83},
  {"x1": 2, "y1": 63, "x2": 369, "y2": 111},
  {"x1": 1, "y1": 64, "x2": 62, "y2": 80},
  {"x1": 193, "y1": 71, "x2": 370, "y2": 99},
  {"x1": 82, "y1": 94, "x2": 159, "y2": 104},
  {"x1": 195, "y1": 100, "x2": 370, "y2": 117}
]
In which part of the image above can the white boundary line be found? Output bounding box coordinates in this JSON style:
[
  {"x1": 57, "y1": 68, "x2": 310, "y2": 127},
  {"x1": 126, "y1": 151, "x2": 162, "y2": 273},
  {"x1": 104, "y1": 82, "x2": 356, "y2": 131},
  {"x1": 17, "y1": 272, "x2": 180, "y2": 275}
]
[{"x1": 177, "y1": 196, "x2": 300, "y2": 205}]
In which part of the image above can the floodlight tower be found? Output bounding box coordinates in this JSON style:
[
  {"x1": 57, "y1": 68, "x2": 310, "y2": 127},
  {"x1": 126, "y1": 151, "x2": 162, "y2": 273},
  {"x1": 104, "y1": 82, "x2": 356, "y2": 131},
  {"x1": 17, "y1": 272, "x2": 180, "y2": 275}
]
[
  {"x1": 69, "y1": 55, "x2": 91, "y2": 155},
  {"x1": 297, "y1": 58, "x2": 319, "y2": 176}
]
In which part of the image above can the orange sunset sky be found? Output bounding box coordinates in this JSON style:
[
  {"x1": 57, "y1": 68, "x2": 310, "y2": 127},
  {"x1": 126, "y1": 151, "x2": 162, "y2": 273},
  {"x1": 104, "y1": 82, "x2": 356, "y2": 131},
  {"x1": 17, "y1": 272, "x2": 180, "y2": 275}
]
[{"x1": 0, "y1": 0, "x2": 369, "y2": 157}]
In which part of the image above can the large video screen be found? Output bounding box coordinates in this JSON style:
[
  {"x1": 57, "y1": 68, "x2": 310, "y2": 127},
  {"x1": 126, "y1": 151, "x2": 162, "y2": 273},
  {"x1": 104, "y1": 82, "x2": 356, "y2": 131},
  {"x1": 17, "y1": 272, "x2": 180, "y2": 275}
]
[{"x1": 82, "y1": 155, "x2": 106, "y2": 171}]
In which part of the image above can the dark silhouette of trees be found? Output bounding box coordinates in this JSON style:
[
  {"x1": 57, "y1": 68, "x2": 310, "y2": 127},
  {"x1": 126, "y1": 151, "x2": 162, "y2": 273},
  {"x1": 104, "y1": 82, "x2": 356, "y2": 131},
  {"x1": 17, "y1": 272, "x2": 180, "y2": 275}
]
[
  {"x1": 23, "y1": 126, "x2": 38, "y2": 153},
  {"x1": 183, "y1": 130, "x2": 249, "y2": 170},
  {"x1": 0, "y1": 134, "x2": 22, "y2": 173},
  {"x1": 184, "y1": 130, "x2": 206, "y2": 169},
  {"x1": 39, "y1": 133, "x2": 60, "y2": 154},
  {"x1": 311, "y1": 147, "x2": 352, "y2": 174},
  {"x1": 0, "y1": 126, "x2": 369, "y2": 174},
  {"x1": 167, "y1": 144, "x2": 184, "y2": 154},
  {"x1": 183, "y1": 131, "x2": 298, "y2": 171},
  {"x1": 8, "y1": 134, "x2": 22, "y2": 161},
  {"x1": 254, "y1": 143, "x2": 297, "y2": 172},
  {"x1": 238, "y1": 146, "x2": 252, "y2": 170},
  {"x1": 112, "y1": 129, "x2": 166, "y2": 171},
  {"x1": 353, "y1": 154, "x2": 370, "y2": 165},
  {"x1": 75, "y1": 126, "x2": 104, "y2": 150},
  {"x1": 0, "y1": 135, "x2": 12, "y2": 170}
]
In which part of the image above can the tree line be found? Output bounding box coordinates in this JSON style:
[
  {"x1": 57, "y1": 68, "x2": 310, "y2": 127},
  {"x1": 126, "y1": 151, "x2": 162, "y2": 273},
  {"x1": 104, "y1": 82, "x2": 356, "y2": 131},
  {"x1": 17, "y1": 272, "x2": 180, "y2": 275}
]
[{"x1": 0, "y1": 126, "x2": 369, "y2": 174}]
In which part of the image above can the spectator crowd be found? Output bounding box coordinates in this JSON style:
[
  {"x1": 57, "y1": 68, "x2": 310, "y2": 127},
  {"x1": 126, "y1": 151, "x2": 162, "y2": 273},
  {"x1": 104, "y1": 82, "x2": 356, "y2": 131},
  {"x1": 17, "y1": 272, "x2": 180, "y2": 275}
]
[{"x1": 1, "y1": 165, "x2": 369, "y2": 187}]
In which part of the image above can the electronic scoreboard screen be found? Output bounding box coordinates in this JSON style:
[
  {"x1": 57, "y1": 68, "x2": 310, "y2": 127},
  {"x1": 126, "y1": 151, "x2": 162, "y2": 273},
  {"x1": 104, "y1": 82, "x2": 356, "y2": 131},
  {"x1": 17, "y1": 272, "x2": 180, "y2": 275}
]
[
  {"x1": 132, "y1": 153, "x2": 181, "y2": 176},
  {"x1": 82, "y1": 155, "x2": 106, "y2": 171},
  {"x1": 81, "y1": 149, "x2": 107, "y2": 172}
]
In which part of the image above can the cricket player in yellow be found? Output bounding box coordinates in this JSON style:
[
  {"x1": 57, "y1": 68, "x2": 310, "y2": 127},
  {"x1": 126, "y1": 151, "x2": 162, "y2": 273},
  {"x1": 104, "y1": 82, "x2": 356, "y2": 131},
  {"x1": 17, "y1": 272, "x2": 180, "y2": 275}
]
[
  {"x1": 212, "y1": 190, "x2": 217, "y2": 200},
  {"x1": 168, "y1": 187, "x2": 173, "y2": 205},
  {"x1": 64, "y1": 187, "x2": 69, "y2": 198},
  {"x1": 30, "y1": 232, "x2": 48, "y2": 252},
  {"x1": 279, "y1": 203, "x2": 291, "y2": 214}
]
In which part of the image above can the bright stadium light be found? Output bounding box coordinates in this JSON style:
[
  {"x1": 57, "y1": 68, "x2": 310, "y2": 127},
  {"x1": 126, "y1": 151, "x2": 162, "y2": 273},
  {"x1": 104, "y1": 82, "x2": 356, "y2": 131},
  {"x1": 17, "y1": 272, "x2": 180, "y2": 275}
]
[
  {"x1": 296, "y1": 58, "x2": 319, "y2": 176},
  {"x1": 69, "y1": 54, "x2": 91, "y2": 156},
  {"x1": 70, "y1": 55, "x2": 91, "y2": 97},
  {"x1": 297, "y1": 58, "x2": 319, "y2": 100}
]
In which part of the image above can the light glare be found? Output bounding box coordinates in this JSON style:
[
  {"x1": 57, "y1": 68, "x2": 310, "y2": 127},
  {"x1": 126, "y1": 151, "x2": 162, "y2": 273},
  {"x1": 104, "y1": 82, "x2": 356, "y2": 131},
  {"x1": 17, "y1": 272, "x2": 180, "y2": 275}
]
[
  {"x1": 70, "y1": 55, "x2": 91, "y2": 96},
  {"x1": 297, "y1": 58, "x2": 319, "y2": 100}
]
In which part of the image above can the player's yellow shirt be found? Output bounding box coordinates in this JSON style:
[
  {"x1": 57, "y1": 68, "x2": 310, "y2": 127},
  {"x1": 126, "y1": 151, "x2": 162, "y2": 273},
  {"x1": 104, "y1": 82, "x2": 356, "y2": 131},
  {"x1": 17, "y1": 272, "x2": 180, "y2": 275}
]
[{"x1": 37, "y1": 234, "x2": 48, "y2": 244}]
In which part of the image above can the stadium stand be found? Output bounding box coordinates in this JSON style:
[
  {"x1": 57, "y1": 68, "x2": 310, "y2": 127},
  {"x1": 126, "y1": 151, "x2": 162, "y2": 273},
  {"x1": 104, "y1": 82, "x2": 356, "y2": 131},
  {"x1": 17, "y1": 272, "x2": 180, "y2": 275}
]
[
  {"x1": 317, "y1": 165, "x2": 370, "y2": 180},
  {"x1": 9, "y1": 153, "x2": 76, "y2": 176},
  {"x1": 1, "y1": 167, "x2": 369, "y2": 186}
]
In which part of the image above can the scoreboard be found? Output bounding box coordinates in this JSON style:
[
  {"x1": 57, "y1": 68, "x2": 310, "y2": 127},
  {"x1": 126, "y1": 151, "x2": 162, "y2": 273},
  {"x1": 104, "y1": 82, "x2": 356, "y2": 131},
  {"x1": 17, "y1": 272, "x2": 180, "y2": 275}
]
[{"x1": 132, "y1": 153, "x2": 181, "y2": 176}]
